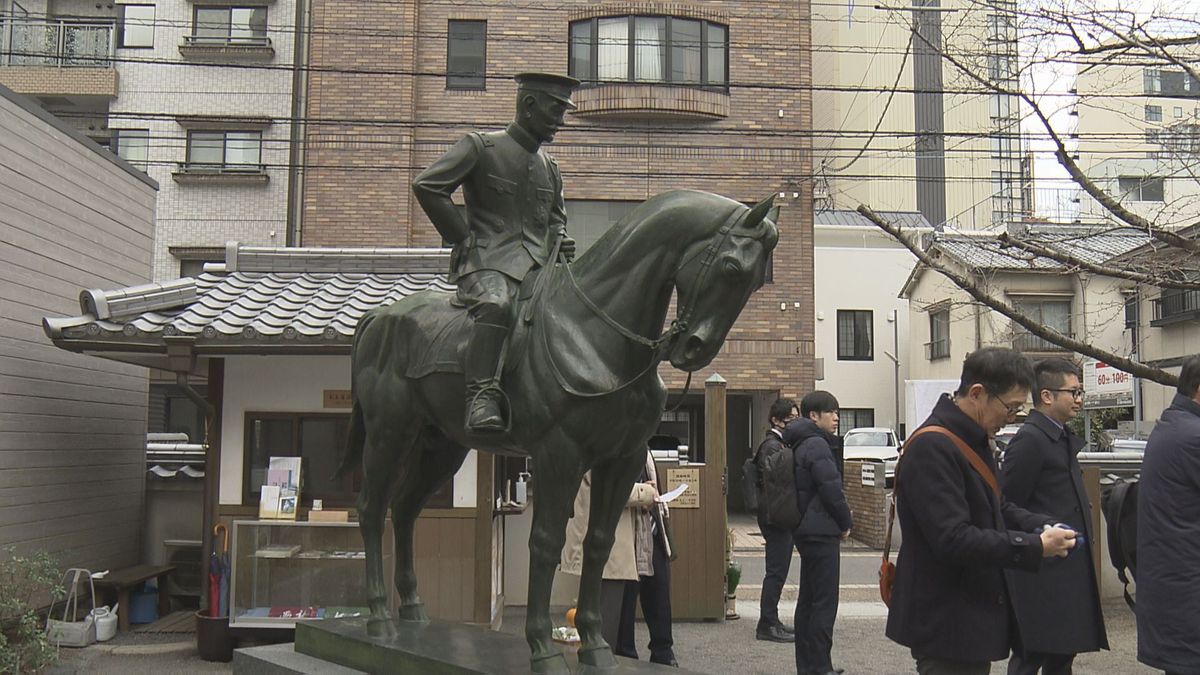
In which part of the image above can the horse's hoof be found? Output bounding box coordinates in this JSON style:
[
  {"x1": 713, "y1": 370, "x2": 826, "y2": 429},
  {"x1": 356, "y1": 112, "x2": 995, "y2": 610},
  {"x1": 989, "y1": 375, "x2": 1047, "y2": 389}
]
[
  {"x1": 366, "y1": 617, "x2": 399, "y2": 639},
  {"x1": 530, "y1": 651, "x2": 570, "y2": 674},
  {"x1": 396, "y1": 603, "x2": 430, "y2": 623},
  {"x1": 577, "y1": 645, "x2": 618, "y2": 671}
]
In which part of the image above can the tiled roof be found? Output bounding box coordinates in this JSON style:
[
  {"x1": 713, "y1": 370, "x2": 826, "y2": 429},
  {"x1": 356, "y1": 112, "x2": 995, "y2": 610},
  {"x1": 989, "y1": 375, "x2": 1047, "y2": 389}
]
[
  {"x1": 44, "y1": 243, "x2": 453, "y2": 352},
  {"x1": 815, "y1": 209, "x2": 933, "y2": 229},
  {"x1": 931, "y1": 226, "x2": 1153, "y2": 271}
]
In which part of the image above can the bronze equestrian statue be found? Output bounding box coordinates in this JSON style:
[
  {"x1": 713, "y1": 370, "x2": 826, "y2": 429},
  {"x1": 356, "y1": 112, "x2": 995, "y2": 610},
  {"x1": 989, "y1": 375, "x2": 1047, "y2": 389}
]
[
  {"x1": 413, "y1": 73, "x2": 579, "y2": 434},
  {"x1": 339, "y1": 73, "x2": 779, "y2": 673}
]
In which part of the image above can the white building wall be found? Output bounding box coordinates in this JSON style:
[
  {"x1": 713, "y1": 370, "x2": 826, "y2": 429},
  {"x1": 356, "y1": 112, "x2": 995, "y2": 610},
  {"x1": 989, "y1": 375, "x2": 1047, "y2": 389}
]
[
  {"x1": 110, "y1": 0, "x2": 295, "y2": 280},
  {"x1": 814, "y1": 224, "x2": 916, "y2": 432},
  {"x1": 218, "y1": 355, "x2": 477, "y2": 508}
]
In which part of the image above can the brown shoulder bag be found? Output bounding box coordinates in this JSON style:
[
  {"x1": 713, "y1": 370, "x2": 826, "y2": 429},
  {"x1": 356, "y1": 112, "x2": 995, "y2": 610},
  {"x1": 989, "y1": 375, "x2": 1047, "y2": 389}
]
[{"x1": 879, "y1": 425, "x2": 1000, "y2": 607}]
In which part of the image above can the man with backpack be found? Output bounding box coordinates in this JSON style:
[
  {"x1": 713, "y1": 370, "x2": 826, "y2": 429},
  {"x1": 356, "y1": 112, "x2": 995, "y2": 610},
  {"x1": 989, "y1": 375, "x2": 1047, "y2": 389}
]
[
  {"x1": 1137, "y1": 354, "x2": 1200, "y2": 675},
  {"x1": 783, "y1": 391, "x2": 853, "y2": 675},
  {"x1": 747, "y1": 398, "x2": 799, "y2": 643}
]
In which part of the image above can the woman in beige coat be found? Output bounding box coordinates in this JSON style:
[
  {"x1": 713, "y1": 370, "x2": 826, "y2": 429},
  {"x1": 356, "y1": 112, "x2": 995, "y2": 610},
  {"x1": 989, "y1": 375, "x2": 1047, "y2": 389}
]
[{"x1": 561, "y1": 452, "x2": 675, "y2": 664}]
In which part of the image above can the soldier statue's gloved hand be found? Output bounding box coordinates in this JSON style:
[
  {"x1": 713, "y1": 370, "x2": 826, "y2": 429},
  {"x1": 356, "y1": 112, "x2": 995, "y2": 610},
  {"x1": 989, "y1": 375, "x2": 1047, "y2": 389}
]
[{"x1": 559, "y1": 235, "x2": 577, "y2": 263}]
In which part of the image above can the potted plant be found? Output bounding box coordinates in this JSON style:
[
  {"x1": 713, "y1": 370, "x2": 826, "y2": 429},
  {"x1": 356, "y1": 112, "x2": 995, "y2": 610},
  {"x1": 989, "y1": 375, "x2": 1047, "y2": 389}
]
[
  {"x1": 725, "y1": 559, "x2": 742, "y2": 620},
  {"x1": 1, "y1": 546, "x2": 63, "y2": 673}
]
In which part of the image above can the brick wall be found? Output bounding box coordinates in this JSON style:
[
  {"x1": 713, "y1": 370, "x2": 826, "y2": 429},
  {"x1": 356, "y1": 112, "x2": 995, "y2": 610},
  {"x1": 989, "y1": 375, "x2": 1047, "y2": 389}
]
[
  {"x1": 843, "y1": 460, "x2": 890, "y2": 549},
  {"x1": 301, "y1": 0, "x2": 816, "y2": 394}
]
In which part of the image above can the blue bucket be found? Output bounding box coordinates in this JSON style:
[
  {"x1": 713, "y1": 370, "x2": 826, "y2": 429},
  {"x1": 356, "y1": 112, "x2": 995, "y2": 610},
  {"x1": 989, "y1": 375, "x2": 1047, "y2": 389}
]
[{"x1": 128, "y1": 583, "x2": 159, "y2": 624}]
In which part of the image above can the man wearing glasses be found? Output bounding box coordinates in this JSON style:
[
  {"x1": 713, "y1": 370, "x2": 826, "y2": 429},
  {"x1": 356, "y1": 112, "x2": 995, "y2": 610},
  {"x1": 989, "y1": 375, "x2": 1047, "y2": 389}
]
[
  {"x1": 886, "y1": 347, "x2": 1078, "y2": 674},
  {"x1": 1001, "y1": 358, "x2": 1108, "y2": 674}
]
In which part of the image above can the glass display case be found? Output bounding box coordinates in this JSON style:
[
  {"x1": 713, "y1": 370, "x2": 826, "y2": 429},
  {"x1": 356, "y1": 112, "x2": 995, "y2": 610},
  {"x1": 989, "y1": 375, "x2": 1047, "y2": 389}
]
[{"x1": 229, "y1": 519, "x2": 387, "y2": 628}]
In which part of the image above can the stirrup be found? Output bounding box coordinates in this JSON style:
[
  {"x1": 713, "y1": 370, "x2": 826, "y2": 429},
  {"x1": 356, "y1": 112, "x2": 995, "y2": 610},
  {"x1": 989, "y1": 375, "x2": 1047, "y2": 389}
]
[{"x1": 466, "y1": 384, "x2": 511, "y2": 433}]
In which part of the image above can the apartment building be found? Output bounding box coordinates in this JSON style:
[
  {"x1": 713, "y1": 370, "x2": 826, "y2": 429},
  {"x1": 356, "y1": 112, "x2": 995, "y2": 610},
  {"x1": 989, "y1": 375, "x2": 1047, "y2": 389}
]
[
  {"x1": 1075, "y1": 49, "x2": 1200, "y2": 230},
  {"x1": 811, "y1": 0, "x2": 1028, "y2": 230},
  {"x1": 0, "y1": 0, "x2": 298, "y2": 281}
]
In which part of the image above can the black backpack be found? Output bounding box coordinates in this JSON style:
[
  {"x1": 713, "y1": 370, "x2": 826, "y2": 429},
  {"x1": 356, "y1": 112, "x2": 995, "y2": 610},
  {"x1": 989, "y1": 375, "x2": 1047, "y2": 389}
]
[
  {"x1": 760, "y1": 443, "x2": 803, "y2": 530},
  {"x1": 1102, "y1": 477, "x2": 1138, "y2": 610},
  {"x1": 741, "y1": 455, "x2": 761, "y2": 513}
]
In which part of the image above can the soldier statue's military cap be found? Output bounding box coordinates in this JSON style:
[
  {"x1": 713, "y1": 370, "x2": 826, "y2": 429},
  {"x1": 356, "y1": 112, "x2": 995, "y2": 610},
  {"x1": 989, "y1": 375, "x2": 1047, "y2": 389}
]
[{"x1": 514, "y1": 72, "x2": 580, "y2": 109}]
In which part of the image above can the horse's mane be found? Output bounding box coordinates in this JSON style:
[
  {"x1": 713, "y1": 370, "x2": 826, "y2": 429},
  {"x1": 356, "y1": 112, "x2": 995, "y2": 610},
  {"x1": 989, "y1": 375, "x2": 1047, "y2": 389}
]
[{"x1": 572, "y1": 190, "x2": 741, "y2": 274}]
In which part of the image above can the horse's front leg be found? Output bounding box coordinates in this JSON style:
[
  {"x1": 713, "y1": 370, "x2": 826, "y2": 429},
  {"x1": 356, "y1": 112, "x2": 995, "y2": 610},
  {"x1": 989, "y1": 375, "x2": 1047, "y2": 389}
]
[
  {"x1": 525, "y1": 453, "x2": 583, "y2": 674},
  {"x1": 576, "y1": 453, "x2": 647, "y2": 669}
]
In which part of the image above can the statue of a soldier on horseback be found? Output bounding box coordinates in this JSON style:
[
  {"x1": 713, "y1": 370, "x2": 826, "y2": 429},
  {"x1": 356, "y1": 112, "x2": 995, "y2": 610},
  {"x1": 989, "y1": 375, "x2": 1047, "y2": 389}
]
[{"x1": 339, "y1": 72, "x2": 779, "y2": 673}]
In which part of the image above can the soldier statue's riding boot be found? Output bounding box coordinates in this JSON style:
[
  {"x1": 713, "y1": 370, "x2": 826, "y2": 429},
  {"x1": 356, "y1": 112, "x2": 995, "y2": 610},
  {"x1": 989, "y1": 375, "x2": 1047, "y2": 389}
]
[{"x1": 464, "y1": 322, "x2": 510, "y2": 432}]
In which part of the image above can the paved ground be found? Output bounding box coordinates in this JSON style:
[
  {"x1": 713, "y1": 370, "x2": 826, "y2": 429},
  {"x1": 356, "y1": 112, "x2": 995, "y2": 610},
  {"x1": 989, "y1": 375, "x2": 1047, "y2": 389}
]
[
  {"x1": 48, "y1": 514, "x2": 1152, "y2": 674},
  {"x1": 50, "y1": 595, "x2": 1150, "y2": 674}
]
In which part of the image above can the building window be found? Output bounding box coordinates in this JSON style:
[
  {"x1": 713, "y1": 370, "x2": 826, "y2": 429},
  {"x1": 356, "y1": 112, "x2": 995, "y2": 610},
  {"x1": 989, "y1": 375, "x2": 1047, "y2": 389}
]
[
  {"x1": 447, "y1": 20, "x2": 486, "y2": 90},
  {"x1": 191, "y1": 6, "x2": 268, "y2": 45},
  {"x1": 119, "y1": 4, "x2": 155, "y2": 48},
  {"x1": 1145, "y1": 104, "x2": 1162, "y2": 121},
  {"x1": 113, "y1": 128, "x2": 149, "y2": 166},
  {"x1": 243, "y1": 413, "x2": 367, "y2": 507},
  {"x1": 928, "y1": 309, "x2": 950, "y2": 360},
  {"x1": 564, "y1": 200, "x2": 639, "y2": 256},
  {"x1": 839, "y1": 408, "x2": 875, "y2": 435},
  {"x1": 1145, "y1": 69, "x2": 1162, "y2": 93},
  {"x1": 990, "y1": 93, "x2": 1013, "y2": 119},
  {"x1": 1118, "y1": 176, "x2": 1165, "y2": 202},
  {"x1": 1175, "y1": 106, "x2": 1185, "y2": 118},
  {"x1": 185, "y1": 130, "x2": 262, "y2": 170},
  {"x1": 568, "y1": 15, "x2": 728, "y2": 89},
  {"x1": 837, "y1": 310, "x2": 873, "y2": 361},
  {"x1": 1011, "y1": 298, "x2": 1071, "y2": 351}
]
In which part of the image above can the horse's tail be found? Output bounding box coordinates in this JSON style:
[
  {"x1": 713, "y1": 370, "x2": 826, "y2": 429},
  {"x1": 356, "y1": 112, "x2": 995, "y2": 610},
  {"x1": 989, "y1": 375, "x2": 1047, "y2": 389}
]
[
  {"x1": 335, "y1": 399, "x2": 365, "y2": 479},
  {"x1": 335, "y1": 310, "x2": 376, "y2": 479}
]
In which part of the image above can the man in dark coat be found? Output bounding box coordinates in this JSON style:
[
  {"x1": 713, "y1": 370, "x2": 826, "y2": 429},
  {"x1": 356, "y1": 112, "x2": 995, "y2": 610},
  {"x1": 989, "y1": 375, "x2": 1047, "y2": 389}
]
[
  {"x1": 886, "y1": 347, "x2": 1078, "y2": 674},
  {"x1": 1137, "y1": 354, "x2": 1200, "y2": 674},
  {"x1": 783, "y1": 391, "x2": 853, "y2": 675},
  {"x1": 1001, "y1": 357, "x2": 1108, "y2": 674},
  {"x1": 754, "y1": 397, "x2": 798, "y2": 643}
]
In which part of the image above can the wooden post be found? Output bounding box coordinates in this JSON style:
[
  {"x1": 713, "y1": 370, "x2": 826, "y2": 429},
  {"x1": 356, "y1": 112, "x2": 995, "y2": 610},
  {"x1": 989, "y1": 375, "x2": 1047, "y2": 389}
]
[{"x1": 1083, "y1": 466, "x2": 1103, "y2": 592}]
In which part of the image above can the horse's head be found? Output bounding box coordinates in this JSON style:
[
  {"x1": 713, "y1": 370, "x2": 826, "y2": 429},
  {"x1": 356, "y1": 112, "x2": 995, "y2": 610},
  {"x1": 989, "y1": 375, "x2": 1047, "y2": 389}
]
[{"x1": 666, "y1": 195, "x2": 779, "y2": 371}]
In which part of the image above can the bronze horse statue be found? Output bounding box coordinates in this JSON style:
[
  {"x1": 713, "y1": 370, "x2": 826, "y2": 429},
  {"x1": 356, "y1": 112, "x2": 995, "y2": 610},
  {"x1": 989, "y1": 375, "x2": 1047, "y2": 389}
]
[{"x1": 338, "y1": 189, "x2": 778, "y2": 672}]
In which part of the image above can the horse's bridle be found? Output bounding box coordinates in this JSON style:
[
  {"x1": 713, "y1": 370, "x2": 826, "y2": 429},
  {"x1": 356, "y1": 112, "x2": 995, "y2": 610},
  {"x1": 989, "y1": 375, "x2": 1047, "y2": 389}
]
[{"x1": 542, "y1": 205, "x2": 758, "y2": 398}]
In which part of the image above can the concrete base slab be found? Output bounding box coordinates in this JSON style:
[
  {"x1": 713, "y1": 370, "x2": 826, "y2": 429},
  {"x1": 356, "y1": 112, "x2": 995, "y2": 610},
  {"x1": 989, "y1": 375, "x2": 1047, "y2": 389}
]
[
  {"x1": 233, "y1": 642, "x2": 365, "y2": 675},
  {"x1": 294, "y1": 617, "x2": 693, "y2": 674}
]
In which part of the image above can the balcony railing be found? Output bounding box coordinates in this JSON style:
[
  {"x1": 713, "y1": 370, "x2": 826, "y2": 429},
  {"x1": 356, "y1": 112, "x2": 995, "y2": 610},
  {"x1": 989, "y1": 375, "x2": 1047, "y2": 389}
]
[
  {"x1": 1151, "y1": 289, "x2": 1200, "y2": 326},
  {"x1": 1013, "y1": 331, "x2": 1072, "y2": 352},
  {"x1": 181, "y1": 35, "x2": 271, "y2": 47},
  {"x1": 0, "y1": 18, "x2": 114, "y2": 67}
]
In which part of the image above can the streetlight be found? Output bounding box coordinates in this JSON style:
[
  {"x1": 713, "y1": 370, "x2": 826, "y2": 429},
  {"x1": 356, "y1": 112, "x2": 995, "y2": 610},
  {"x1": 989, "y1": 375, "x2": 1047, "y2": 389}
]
[{"x1": 885, "y1": 309, "x2": 901, "y2": 438}]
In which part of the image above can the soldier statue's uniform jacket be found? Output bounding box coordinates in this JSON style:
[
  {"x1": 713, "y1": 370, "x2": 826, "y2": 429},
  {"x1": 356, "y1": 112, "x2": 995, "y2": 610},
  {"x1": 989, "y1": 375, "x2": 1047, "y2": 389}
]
[{"x1": 412, "y1": 122, "x2": 567, "y2": 284}]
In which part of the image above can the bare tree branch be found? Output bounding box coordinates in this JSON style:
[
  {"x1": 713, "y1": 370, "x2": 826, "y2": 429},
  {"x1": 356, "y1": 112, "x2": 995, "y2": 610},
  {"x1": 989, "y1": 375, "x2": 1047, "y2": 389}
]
[{"x1": 857, "y1": 206, "x2": 1179, "y2": 387}]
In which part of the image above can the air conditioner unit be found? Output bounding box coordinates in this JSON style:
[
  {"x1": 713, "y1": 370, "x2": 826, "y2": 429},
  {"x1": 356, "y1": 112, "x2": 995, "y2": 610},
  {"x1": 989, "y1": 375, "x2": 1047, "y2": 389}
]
[{"x1": 162, "y1": 539, "x2": 202, "y2": 599}]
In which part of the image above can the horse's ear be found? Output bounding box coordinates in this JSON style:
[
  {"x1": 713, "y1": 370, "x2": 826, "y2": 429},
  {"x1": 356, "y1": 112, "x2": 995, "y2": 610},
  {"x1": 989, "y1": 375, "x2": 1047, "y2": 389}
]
[{"x1": 743, "y1": 195, "x2": 775, "y2": 228}]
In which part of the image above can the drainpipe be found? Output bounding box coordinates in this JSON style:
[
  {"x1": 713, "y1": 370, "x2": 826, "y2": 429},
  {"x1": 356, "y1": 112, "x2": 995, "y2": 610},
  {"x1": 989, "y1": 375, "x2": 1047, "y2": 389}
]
[{"x1": 285, "y1": 0, "x2": 311, "y2": 246}]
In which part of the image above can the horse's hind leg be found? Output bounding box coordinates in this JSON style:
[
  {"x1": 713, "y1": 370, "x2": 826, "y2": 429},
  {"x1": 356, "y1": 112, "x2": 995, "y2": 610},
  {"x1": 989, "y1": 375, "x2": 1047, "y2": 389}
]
[
  {"x1": 388, "y1": 428, "x2": 470, "y2": 622},
  {"x1": 357, "y1": 412, "x2": 420, "y2": 638}
]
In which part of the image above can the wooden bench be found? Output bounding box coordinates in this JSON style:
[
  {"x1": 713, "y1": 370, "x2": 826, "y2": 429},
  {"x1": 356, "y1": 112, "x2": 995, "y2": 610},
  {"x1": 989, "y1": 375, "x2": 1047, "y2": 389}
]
[{"x1": 93, "y1": 564, "x2": 176, "y2": 633}]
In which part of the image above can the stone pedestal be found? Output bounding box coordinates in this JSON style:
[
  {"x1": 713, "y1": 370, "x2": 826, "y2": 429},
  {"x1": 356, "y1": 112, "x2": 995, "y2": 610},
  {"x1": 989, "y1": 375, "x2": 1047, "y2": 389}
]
[{"x1": 278, "y1": 618, "x2": 692, "y2": 674}]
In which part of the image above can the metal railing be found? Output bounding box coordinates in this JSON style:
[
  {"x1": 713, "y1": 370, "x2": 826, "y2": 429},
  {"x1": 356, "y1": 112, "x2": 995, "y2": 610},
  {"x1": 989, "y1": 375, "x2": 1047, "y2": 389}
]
[
  {"x1": 0, "y1": 18, "x2": 114, "y2": 67},
  {"x1": 176, "y1": 162, "x2": 267, "y2": 174},
  {"x1": 1012, "y1": 331, "x2": 1072, "y2": 352},
  {"x1": 181, "y1": 35, "x2": 271, "y2": 48},
  {"x1": 1151, "y1": 289, "x2": 1200, "y2": 324},
  {"x1": 924, "y1": 338, "x2": 950, "y2": 360}
]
